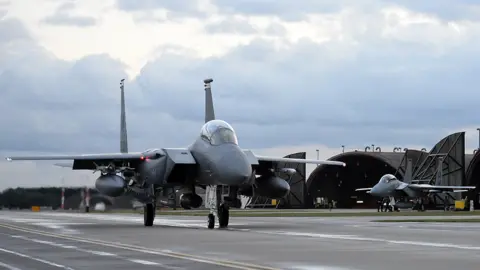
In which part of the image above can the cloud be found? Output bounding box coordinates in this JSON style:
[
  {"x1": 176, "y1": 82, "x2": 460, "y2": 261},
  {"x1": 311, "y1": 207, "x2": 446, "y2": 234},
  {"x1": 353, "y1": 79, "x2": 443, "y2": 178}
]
[
  {"x1": 382, "y1": 0, "x2": 480, "y2": 21},
  {"x1": 2, "y1": 1, "x2": 480, "y2": 189},
  {"x1": 42, "y1": 2, "x2": 96, "y2": 27},
  {"x1": 4, "y1": 6, "x2": 480, "y2": 154},
  {"x1": 204, "y1": 17, "x2": 258, "y2": 35},
  {"x1": 210, "y1": 0, "x2": 480, "y2": 21},
  {"x1": 115, "y1": 0, "x2": 208, "y2": 21},
  {"x1": 43, "y1": 13, "x2": 96, "y2": 27},
  {"x1": 211, "y1": 0, "x2": 360, "y2": 21},
  {"x1": 0, "y1": 0, "x2": 9, "y2": 19}
]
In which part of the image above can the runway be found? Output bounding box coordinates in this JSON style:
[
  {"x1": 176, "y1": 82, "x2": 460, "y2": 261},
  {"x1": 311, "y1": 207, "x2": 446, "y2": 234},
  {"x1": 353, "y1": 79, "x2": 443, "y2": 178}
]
[{"x1": 1, "y1": 211, "x2": 480, "y2": 270}]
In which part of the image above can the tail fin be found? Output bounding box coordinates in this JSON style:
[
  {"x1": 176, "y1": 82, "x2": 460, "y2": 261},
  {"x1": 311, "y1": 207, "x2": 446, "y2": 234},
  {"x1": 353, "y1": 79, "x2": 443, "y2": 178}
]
[
  {"x1": 203, "y1": 78, "x2": 215, "y2": 123},
  {"x1": 120, "y1": 79, "x2": 128, "y2": 153}
]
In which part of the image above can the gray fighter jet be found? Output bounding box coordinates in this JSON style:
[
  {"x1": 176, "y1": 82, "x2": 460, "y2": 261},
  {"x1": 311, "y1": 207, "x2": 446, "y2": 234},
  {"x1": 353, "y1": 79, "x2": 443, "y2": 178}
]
[
  {"x1": 356, "y1": 174, "x2": 476, "y2": 209},
  {"x1": 356, "y1": 174, "x2": 476, "y2": 197},
  {"x1": 5, "y1": 78, "x2": 346, "y2": 229}
]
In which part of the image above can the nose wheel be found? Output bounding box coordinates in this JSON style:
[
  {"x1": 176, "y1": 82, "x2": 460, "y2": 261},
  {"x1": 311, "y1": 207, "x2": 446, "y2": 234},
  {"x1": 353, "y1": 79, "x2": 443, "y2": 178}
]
[
  {"x1": 205, "y1": 185, "x2": 230, "y2": 229},
  {"x1": 207, "y1": 204, "x2": 229, "y2": 229}
]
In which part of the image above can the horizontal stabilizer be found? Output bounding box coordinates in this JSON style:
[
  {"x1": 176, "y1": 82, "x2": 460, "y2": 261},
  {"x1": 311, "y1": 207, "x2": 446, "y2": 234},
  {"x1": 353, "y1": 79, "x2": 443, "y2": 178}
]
[
  {"x1": 428, "y1": 189, "x2": 469, "y2": 193},
  {"x1": 409, "y1": 184, "x2": 476, "y2": 192},
  {"x1": 355, "y1": 188, "x2": 372, "y2": 192}
]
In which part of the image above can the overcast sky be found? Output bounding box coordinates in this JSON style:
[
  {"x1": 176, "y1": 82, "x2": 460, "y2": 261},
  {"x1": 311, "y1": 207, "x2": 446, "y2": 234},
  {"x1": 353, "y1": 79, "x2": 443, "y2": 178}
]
[{"x1": 1, "y1": 0, "x2": 480, "y2": 190}]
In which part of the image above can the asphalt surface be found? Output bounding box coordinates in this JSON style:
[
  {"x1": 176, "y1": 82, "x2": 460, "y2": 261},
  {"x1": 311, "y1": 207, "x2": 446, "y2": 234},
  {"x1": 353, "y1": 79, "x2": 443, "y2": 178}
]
[{"x1": 1, "y1": 211, "x2": 480, "y2": 270}]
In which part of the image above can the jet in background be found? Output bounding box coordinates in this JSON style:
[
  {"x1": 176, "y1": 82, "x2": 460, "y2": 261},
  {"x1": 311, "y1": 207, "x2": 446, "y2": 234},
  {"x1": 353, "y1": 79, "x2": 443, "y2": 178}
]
[
  {"x1": 5, "y1": 78, "x2": 346, "y2": 229},
  {"x1": 356, "y1": 174, "x2": 476, "y2": 209}
]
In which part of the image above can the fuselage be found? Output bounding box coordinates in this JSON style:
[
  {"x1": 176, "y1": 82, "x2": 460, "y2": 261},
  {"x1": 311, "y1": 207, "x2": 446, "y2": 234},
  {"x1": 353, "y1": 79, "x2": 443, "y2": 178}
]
[
  {"x1": 188, "y1": 120, "x2": 253, "y2": 186},
  {"x1": 369, "y1": 174, "x2": 420, "y2": 198}
]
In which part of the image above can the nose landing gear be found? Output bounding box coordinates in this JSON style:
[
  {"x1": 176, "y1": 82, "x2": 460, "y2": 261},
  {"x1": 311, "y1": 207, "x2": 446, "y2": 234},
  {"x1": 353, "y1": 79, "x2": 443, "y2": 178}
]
[{"x1": 205, "y1": 185, "x2": 230, "y2": 229}]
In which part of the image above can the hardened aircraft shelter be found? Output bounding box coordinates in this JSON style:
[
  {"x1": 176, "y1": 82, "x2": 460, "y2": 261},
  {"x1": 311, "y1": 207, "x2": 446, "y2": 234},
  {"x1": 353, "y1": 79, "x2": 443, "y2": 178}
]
[{"x1": 307, "y1": 131, "x2": 480, "y2": 209}]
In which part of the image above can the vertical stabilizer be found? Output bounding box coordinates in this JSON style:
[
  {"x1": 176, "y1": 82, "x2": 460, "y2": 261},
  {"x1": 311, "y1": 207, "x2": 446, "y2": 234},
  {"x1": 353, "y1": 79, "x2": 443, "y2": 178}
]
[
  {"x1": 404, "y1": 158, "x2": 413, "y2": 183},
  {"x1": 120, "y1": 79, "x2": 128, "y2": 153},
  {"x1": 204, "y1": 78, "x2": 215, "y2": 123}
]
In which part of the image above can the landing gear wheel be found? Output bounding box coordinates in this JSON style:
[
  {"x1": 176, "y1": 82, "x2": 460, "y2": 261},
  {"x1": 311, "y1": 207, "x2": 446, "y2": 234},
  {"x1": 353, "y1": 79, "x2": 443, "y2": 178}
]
[
  {"x1": 218, "y1": 204, "x2": 229, "y2": 228},
  {"x1": 207, "y1": 213, "x2": 215, "y2": 229},
  {"x1": 144, "y1": 203, "x2": 155, "y2": 227}
]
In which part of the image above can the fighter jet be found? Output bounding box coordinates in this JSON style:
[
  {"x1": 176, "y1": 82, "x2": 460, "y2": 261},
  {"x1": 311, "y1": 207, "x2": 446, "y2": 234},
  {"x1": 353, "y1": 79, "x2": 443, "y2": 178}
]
[
  {"x1": 5, "y1": 78, "x2": 346, "y2": 229},
  {"x1": 356, "y1": 174, "x2": 476, "y2": 197},
  {"x1": 356, "y1": 174, "x2": 476, "y2": 209}
]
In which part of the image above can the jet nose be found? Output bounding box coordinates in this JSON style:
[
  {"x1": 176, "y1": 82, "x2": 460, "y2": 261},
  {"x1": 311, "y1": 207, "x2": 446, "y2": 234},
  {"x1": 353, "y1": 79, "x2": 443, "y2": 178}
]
[
  {"x1": 217, "y1": 148, "x2": 252, "y2": 185},
  {"x1": 369, "y1": 186, "x2": 380, "y2": 196}
]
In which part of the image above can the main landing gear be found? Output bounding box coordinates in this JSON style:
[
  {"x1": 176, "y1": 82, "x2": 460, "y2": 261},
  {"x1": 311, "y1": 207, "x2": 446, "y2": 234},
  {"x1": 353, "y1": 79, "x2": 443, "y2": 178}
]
[
  {"x1": 144, "y1": 202, "x2": 155, "y2": 226},
  {"x1": 206, "y1": 185, "x2": 230, "y2": 229},
  {"x1": 143, "y1": 184, "x2": 157, "y2": 227}
]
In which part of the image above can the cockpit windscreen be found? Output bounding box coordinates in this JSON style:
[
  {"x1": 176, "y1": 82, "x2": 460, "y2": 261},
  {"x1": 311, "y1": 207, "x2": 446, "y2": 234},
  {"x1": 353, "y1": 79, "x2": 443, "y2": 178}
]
[
  {"x1": 379, "y1": 174, "x2": 396, "y2": 184},
  {"x1": 200, "y1": 120, "x2": 238, "y2": 145}
]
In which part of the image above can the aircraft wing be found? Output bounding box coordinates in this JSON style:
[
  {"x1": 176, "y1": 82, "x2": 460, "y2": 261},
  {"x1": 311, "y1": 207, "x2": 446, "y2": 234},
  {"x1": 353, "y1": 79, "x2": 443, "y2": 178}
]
[
  {"x1": 5, "y1": 152, "x2": 156, "y2": 161},
  {"x1": 5, "y1": 149, "x2": 196, "y2": 170},
  {"x1": 253, "y1": 154, "x2": 346, "y2": 167},
  {"x1": 408, "y1": 184, "x2": 476, "y2": 193}
]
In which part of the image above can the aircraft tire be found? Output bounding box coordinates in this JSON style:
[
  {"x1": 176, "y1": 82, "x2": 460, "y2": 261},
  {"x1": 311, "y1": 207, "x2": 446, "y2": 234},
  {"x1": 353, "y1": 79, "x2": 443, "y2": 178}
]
[
  {"x1": 144, "y1": 203, "x2": 155, "y2": 227},
  {"x1": 218, "y1": 204, "x2": 229, "y2": 228},
  {"x1": 207, "y1": 213, "x2": 215, "y2": 229}
]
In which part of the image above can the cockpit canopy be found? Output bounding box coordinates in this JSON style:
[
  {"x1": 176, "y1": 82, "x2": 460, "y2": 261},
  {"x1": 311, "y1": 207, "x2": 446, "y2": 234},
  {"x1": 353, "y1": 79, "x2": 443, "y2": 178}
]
[
  {"x1": 200, "y1": 120, "x2": 238, "y2": 146},
  {"x1": 379, "y1": 174, "x2": 397, "y2": 184}
]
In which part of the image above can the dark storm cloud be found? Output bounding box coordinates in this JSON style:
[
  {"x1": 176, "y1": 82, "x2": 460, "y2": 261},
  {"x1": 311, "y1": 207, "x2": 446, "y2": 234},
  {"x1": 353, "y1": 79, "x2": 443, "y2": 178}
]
[
  {"x1": 42, "y1": 2, "x2": 96, "y2": 27},
  {"x1": 2, "y1": 14, "x2": 480, "y2": 154}
]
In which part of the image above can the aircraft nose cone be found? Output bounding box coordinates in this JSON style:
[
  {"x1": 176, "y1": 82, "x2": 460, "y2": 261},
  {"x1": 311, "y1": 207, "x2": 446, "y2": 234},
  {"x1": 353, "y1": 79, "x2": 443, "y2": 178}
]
[
  {"x1": 369, "y1": 186, "x2": 380, "y2": 196},
  {"x1": 218, "y1": 149, "x2": 252, "y2": 185}
]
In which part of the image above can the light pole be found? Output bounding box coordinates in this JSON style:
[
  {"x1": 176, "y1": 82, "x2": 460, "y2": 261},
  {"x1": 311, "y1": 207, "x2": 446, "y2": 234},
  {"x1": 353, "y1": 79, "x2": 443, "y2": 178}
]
[{"x1": 316, "y1": 149, "x2": 319, "y2": 167}]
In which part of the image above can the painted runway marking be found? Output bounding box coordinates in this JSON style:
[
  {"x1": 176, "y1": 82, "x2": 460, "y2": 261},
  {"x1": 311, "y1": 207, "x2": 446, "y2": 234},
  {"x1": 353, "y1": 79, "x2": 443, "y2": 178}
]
[
  {"x1": 257, "y1": 230, "x2": 480, "y2": 250},
  {"x1": 128, "y1": 259, "x2": 159, "y2": 265},
  {"x1": 0, "y1": 261, "x2": 23, "y2": 270},
  {"x1": 23, "y1": 212, "x2": 252, "y2": 228},
  {"x1": 0, "y1": 223, "x2": 280, "y2": 270},
  {"x1": 8, "y1": 234, "x2": 257, "y2": 269},
  {"x1": 9, "y1": 212, "x2": 480, "y2": 251},
  {"x1": 10, "y1": 235, "x2": 119, "y2": 257},
  {"x1": 0, "y1": 247, "x2": 75, "y2": 270},
  {"x1": 87, "y1": 250, "x2": 117, "y2": 256}
]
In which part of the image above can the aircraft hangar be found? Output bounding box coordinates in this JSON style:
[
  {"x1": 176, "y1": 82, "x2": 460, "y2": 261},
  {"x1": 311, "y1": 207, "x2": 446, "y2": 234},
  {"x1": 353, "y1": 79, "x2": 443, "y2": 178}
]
[{"x1": 305, "y1": 131, "x2": 480, "y2": 209}]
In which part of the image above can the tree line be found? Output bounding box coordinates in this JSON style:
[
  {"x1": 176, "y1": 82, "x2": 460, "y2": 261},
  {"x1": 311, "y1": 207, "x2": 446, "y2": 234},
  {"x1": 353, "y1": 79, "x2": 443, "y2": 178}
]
[{"x1": 0, "y1": 187, "x2": 98, "y2": 209}]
